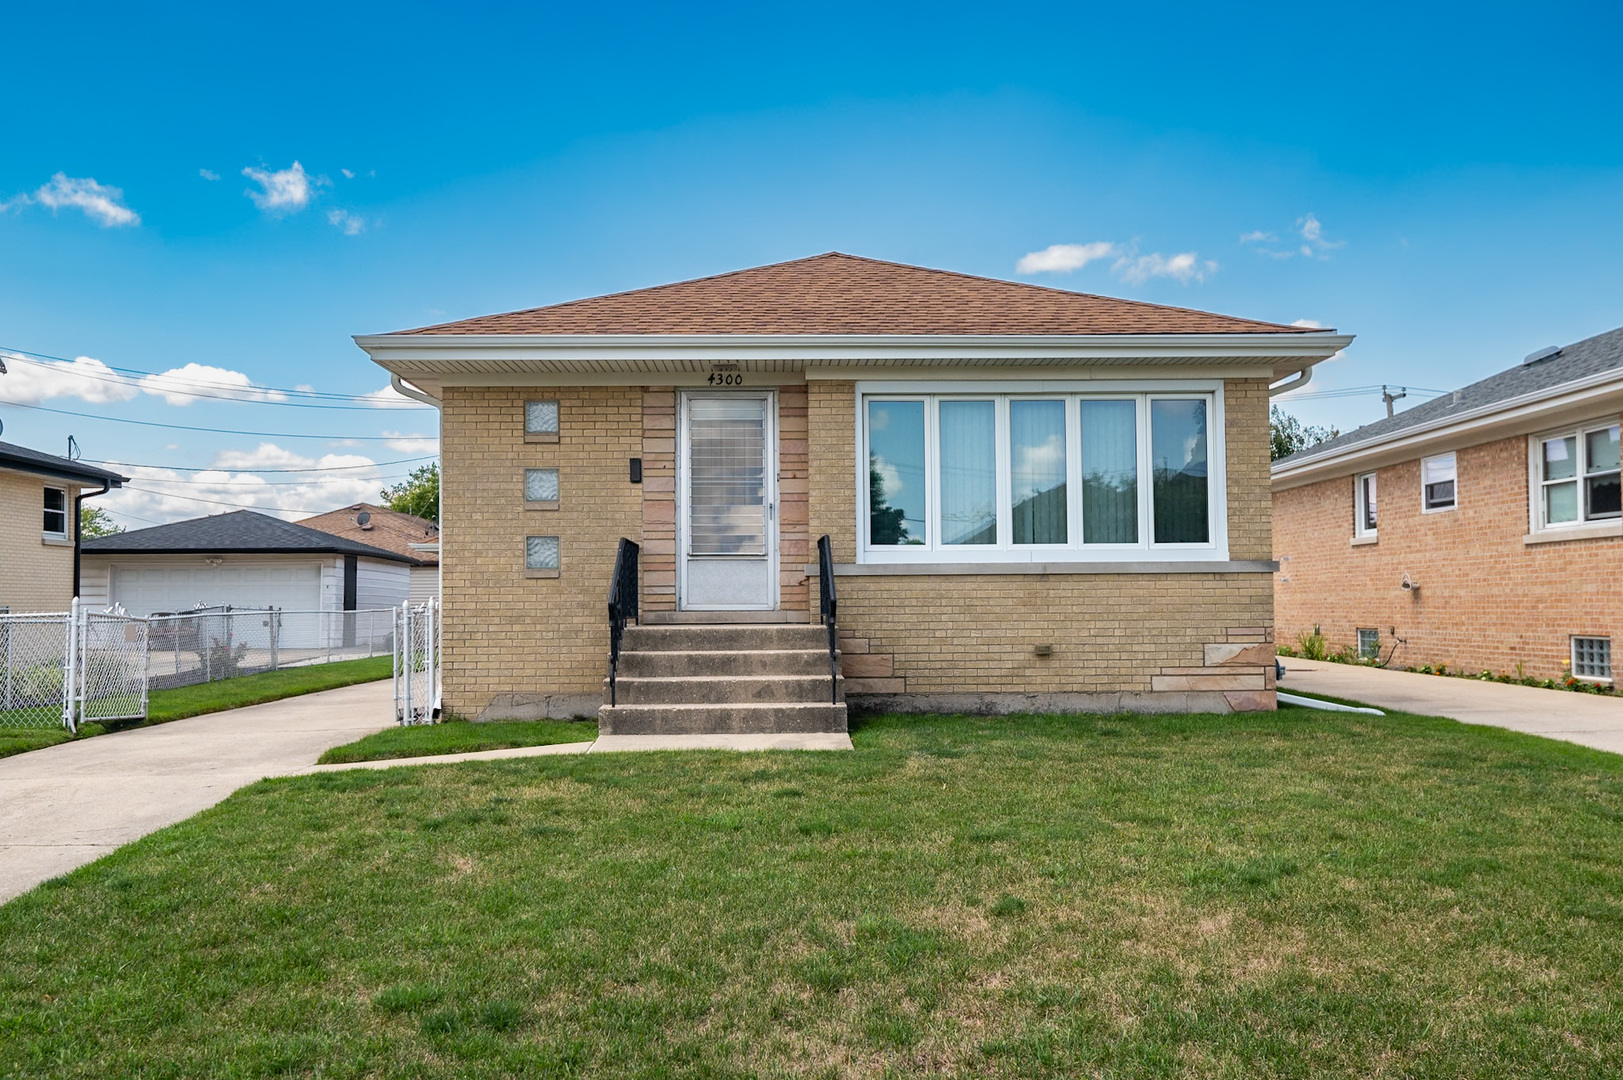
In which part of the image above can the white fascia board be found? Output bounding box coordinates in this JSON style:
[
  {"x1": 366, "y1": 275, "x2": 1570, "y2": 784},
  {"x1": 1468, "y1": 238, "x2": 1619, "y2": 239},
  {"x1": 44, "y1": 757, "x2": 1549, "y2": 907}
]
[
  {"x1": 353, "y1": 331, "x2": 1353, "y2": 369},
  {"x1": 1271, "y1": 371, "x2": 1623, "y2": 490}
]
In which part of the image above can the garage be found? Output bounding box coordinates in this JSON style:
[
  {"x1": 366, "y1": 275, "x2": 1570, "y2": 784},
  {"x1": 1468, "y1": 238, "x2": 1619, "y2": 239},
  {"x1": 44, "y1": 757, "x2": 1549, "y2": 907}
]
[{"x1": 109, "y1": 562, "x2": 323, "y2": 616}]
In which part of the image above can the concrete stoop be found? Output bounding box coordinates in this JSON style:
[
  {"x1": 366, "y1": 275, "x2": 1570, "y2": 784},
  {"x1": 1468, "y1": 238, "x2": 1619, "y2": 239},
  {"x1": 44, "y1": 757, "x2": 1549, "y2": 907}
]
[{"x1": 599, "y1": 623, "x2": 848, "y2": 736}]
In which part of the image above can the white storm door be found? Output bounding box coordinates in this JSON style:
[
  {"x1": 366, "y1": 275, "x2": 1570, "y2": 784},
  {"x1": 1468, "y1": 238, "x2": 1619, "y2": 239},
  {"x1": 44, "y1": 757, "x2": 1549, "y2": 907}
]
[{"x1": 678, "y1": 391, "x2": 778, "y2": 610}]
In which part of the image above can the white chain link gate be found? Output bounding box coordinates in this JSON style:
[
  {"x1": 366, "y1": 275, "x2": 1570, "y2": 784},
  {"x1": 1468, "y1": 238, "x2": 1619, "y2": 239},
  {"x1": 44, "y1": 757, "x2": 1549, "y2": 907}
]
[{"x1": 394, "y1": 598, "x2": 440, "y2": 725}]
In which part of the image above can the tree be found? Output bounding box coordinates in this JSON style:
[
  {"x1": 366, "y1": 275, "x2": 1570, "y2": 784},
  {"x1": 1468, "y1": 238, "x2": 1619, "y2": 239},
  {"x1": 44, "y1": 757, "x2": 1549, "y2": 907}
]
[
  {"x1": 381, "y1": 462, "x2": 440, "y2": 524},
  {"x1": 1270, "y1": 405, "x2": 1339, "y2": 461},
  {"x1": 79, "y1": 504, "x2": 122, "y2": 538},
  {"x1": 868, "y1": 456, "x2": 909, "y2": 545}
]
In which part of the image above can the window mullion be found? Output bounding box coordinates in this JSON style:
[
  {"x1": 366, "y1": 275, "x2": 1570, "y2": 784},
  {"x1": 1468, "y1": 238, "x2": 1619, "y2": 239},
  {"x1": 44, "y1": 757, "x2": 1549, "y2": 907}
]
[
  {"x1": 925, "y1": 397, "x2": 939, "y2": 552},
  {"x1": 995, "y1": 396, "x2": 1012, "y2": 552},
  {"x1": 1066, "y1": 396, "x2": 1082, "y2": 551}
]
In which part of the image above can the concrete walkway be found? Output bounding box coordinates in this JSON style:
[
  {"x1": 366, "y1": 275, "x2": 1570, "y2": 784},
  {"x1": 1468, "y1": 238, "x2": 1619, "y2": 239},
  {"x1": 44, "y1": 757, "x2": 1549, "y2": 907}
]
[
  {"x1": 1281, "y1": 658, "x2": 1623, "y2": 755},
  {"x1": 0, "y1": 680, "x2": 394, "y2": 904}
]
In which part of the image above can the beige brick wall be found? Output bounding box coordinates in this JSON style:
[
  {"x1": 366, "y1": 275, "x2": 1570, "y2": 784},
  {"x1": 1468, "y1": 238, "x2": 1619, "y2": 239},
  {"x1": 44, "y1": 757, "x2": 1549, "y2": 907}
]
[
  {"x1": 440, "y1": 386, "x2": 644, "y2": 717},
  {"x1": 1274, "y1": 423, "x2": 1623, "y2": 680},
  {"x1": 0, "y1": 471, "x2": 78, "y2": 613},
  {"x1": 806, "y1": 378, "x2": 1277, "y2": 712}
]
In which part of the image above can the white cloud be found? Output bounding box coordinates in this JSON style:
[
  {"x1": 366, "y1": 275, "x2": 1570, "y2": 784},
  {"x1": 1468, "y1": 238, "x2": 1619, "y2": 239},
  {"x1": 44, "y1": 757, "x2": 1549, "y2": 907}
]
[
  {"x1": 326, "y1": 208, "x2": 365, "y2": 236},
  {"x1": 0, "y1": 193, "x2": 32, "y2": 213},
  {"x1": 1290, "y1": 318, "x2": 1323, "y2": 328},
  {"x1": 1112, "y1": 250, "x2": 1215, "y2": 285},
  {"x1": 1016, "y1": 242, "x2": 1118, "y2": 275},
  {"x1": 341, "y1": 168, "x2": 355, "y2": 179},
  {"x1": 1298, "y1": 213, "x2": 1345, "y2": 258},
  {"x1": 136, "y1": 363, "x2": 288, "y2": 406},
  {"x1": 100, "y1": 443, "x2": 391, "y2": 524},
  {"x1": 0, "y1": 353, "x2": 139, "y2": 404},
  {"x1": 242, "y1": 161, "x2": 321, "y2": 212},
  {"x1": 32, "y1": 173, "x2": 140, "y2": 227},
  {"x1": 199, "y1": 168, "x2": 220, "y2": 181},
  {"x1": 361, "y1": 384, "x2": 432, "y2": 410},
  {"x1": 1239, "y1": 230, "x2": 1276, "y2": 244},
  {"x1": 381, "y1": 431, "x2": 440, "y2": 455}
]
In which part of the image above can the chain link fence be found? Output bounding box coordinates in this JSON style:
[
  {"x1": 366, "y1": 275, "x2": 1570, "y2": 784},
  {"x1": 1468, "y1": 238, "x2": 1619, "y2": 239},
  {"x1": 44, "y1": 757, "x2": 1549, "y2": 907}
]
[
  {"x1": 0, "y1": 604, "x2": 398, "y2": 731},
  {"x1": 394, "y1": 599, "x2": 440, "y2": 726}
]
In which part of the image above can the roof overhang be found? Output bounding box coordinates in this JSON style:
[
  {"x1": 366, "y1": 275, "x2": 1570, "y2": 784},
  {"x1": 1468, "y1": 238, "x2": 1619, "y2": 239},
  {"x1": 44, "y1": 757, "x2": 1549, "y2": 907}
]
[
  {"x1": 354, "y1": 332, "x2": 1353, "y2": 396},
  {"x1": 0, "y1": 458, "x2": 126, "y2": 488},
  {"x1": 1272, "y1": 368, "x2": 1623, "y2": 491}
]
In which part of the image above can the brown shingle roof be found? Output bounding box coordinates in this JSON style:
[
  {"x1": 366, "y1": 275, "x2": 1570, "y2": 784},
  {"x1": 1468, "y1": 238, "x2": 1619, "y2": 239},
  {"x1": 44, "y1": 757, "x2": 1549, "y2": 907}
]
[
  {"x1": 394, "y1": 253, "x2": 1323, "y2": 336},
  {"x1": 297, "y1": 503, "x2": 438, "y2": 566}
]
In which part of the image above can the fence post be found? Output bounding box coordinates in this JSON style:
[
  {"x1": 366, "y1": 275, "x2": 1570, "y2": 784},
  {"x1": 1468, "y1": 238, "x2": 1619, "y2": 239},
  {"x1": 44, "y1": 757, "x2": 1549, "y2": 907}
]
[
  {"x1": 61, "y1": 599, "x2": 79, "y2": 734},
  {"x1": 270, "y1": 609, "x2": 280, "y2": 672}
]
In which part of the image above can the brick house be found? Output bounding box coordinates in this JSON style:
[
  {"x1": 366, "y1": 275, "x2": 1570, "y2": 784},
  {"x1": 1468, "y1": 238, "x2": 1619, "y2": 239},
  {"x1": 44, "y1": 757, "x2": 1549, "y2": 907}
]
[
  {"x1": 356, "y1": 253, "x2": 1350, "y2": 731},
  {"x1": 0, "y1": 440, "x2": 126, "y2": 613},
  {"x1": 1273, "y1": 325, "x2": 1621, "y2": 683}
]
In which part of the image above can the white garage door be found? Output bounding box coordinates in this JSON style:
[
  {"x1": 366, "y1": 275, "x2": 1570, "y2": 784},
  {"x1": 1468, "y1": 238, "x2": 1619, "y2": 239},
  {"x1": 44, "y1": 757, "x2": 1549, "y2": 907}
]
[{"x1": 110, "y1": 562, "x2": 324, "y2": 617}]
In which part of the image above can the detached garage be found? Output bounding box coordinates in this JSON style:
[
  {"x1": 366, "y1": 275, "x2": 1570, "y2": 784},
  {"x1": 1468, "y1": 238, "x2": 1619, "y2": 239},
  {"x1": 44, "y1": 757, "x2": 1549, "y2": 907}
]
[{"x1": 80, "y1": 510, "x2": 421, "y2": 647}]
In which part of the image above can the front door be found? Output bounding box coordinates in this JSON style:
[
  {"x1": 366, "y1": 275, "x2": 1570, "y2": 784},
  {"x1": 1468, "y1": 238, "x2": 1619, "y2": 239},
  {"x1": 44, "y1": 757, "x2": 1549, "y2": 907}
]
[{"x1": 678, "y1": 391, "x2": 778, "y2": 610}]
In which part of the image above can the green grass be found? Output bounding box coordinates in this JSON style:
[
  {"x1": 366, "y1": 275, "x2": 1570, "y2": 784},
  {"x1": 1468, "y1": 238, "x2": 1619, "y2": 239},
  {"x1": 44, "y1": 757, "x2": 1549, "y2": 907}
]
[
  {"x1": 4, "y1": 708, "x2": 1623, "y2": 1077},
  {"x1": 319, "y1": 719, "x2": 598, "y2": 764},
  {"x1": 144, "y1": 655, "x2": 393, "y2": 724},
  {"x1": 0, "y1": 722, "x2": 106, "y2": 760}
]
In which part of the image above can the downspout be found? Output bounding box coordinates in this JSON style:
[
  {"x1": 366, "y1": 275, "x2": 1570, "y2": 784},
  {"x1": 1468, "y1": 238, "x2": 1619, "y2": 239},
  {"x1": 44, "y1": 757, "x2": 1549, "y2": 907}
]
[
  {"x1": 73, "y1": 480, "x2": 111, "y2": 600},
  {"x1": 1268, "y1": 364, "x2": 1314, "y2": 398},
  {"x1": 390, "y1": 375, "x2": 443, "y2": 601}
]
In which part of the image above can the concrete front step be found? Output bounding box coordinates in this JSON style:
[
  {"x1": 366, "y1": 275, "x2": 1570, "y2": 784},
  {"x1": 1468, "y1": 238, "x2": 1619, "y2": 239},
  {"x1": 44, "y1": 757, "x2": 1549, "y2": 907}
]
[
  {"x1": 618, "y1": 649, "x2": 834, "y2": 677},
  {"x1": 621, "y1": 624, "x2": 830, "y2": 652},
  {"x1": 607, "y1": 673, "x2": 844, "y2": 705},
  {"x1": 598, "y1": 702, "x2": 849, "y2": 736}
]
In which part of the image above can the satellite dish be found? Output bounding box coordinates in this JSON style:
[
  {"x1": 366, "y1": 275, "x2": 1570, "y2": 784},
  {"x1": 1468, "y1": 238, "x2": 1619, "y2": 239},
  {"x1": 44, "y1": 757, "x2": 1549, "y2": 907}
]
[{"x1": 356, "y1": 511, "x2": 372, "y2": 527}]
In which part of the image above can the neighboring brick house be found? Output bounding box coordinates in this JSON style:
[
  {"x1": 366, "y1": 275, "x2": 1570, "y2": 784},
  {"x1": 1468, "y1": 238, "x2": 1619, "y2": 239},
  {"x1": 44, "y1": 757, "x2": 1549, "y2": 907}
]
[
  {"x1": 356, "y1": 253, "x2": 1351, "y2": 730},
  {"x1": 1273, "y1": 325, "x2": 1622, "y2": 683},
  {"x1": 300, "y1": 503, "x2": 441, "y2": 603},
  {"x1": 0, "y1": 440, "x2": 126, "y2": 613}
]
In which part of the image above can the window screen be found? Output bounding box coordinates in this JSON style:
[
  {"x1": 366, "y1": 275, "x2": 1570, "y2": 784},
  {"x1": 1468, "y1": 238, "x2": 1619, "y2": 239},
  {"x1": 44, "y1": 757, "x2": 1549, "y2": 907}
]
[{"x1": 687, "y1": 396, "x2": 767, "y2": 556}]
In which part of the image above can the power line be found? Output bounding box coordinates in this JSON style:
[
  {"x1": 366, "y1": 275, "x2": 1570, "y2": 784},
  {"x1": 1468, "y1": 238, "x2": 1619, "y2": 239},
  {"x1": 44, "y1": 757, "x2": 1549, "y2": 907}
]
[
  {"x1": 82, "y1": 453, "x2": 437, "y2": 474},
  {"x1": 0, "y1": 344, "x2": 427, "y2": 407},
  {"x1": 120, "y1": 485, "x2": 329, "y2": 515},
  {"x1": 0, "y1": 397, "x2": 437, "y2": 441},
  {"x1": 126, "y1": 472, "x2": 415, "y2": 489}
]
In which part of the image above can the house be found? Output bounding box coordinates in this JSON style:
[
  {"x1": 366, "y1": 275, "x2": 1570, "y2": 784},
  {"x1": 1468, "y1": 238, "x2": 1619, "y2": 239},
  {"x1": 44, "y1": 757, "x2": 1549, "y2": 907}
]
[
  {"x1": 80, "y1": 510, "x2": 421, "y2": 645},
  {"x1": 300, "y1": 502, "x2": 440, "y2": 603},
  {"x1": 0, "y1": 439, "x2": 127, "y2": 613},
  {"x1": 355, "y1": 252, "x2": 1352, "y2": 729},
  {"x1": 1272, "y1": 325, "x2": 1621, "y2": 683}
]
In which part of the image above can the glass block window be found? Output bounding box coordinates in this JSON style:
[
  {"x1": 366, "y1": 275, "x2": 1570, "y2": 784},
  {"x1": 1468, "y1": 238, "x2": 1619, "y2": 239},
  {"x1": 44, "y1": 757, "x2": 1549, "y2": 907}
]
[
  {"x1": 525, "y1": 535, "x2": 560, "y2": 572},
  {"x1": 1572, "y1": 637, "x2": 1612, "y2": 681},
  {"x1": 524, "y1": 468, "x2": 560, "y2": 504},
  {"x1": 1357, "y1": 628, "x2": 1380, "y2": 660},
  {"x1": 524, "y1": 400, "x2": 560, "y2": 438}
]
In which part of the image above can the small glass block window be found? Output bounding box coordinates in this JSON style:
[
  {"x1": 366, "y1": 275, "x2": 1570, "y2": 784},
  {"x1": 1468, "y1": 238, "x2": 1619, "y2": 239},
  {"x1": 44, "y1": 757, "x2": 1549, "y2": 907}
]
[
  {"x1": 525, "y1": 535, "x2": 560, "y2": 571},
  {"x1": 524, "y1": 400, "x2": 559, "y2": 437},
  {"x1": 524, "y1": 468, "x2": 560, "y2": 503},
  {"x1": 1357, "y1": 628, "x2": 1380, "y2": 660},
  {"x1": 1572, "y1": 637, "x2": 1612, "y2": 681}
]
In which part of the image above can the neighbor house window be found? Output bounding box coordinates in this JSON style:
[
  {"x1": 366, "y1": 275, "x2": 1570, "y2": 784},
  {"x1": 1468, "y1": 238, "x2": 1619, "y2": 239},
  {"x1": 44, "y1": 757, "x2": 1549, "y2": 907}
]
[
  {"x1": 1354, "y1": 472, "x2": 1378, "y2": 538},
  {"x1": 524, "y1": 400, "x2": 560, "y2": 442},
  {"x1": 1357, "y1": 628, "x2": 1380, "y2": 660},
  {"x1": 43, "y1": 487, "x2": 68, "y2": 537},
  {"x1": 862, "y1": 389, "x2": 1221, "y2": 559},
  {"x1": 1421, "y1": 453, "x2": 1457, "y2": 511},
  {"x1": 524, "y1": 468, "x2": 560, "y2": 509},
  {"x1": 524, "y1": 535, "x2": 560, "y2": 577},
  {"x1": 1571, "y1": 636, "x2": 1612, "y2": 682},
  {"x1": 1534, "y1": 422, "x2": 1620, "y2": 530}
]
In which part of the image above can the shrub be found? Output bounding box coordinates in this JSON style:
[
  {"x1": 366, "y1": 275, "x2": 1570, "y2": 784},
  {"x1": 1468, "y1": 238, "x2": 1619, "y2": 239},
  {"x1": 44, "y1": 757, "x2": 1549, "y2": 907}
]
[{"x1": 1296, "y1": 626, "x2": 1329, "y2": 662}]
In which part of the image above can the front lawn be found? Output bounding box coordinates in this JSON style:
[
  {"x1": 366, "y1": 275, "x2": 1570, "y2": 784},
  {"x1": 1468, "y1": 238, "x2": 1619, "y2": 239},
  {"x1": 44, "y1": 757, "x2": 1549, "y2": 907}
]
[
  {"x1": 319, "y1": 718, "x2": 598, "y2": 764},
  {"x1": 145, "y1": 655, "x2": 393, "y2": 723},
  {"x1": 0, "y1": 723, "x2": 104, "y2": 761},
  {"x1": 4, "y1": 708, "x2": 1622, "y2": 1077}
]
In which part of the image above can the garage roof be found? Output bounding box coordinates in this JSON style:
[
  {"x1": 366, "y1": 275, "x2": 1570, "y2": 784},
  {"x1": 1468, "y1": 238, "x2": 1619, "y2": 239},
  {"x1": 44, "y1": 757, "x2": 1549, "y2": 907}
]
[{"x1": 82, "y1": 509, "x2": 421, "y2": 563}]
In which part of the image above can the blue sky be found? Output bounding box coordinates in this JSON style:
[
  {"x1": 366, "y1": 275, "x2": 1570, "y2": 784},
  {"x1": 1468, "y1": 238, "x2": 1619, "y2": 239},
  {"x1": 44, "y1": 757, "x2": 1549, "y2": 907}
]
[{"x1": 2, "y1": 1, "x2": 1619, "y2": 526}]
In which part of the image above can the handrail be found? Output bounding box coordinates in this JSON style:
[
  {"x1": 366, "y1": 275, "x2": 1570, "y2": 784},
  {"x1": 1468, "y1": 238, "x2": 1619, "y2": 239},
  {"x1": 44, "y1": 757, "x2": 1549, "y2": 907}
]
[
  {"x1": 607, "y1": 537, "x2": 640, "y2": 706},
  {"x1": 817, "y1": 534, "x2": 838, "y2": 704}
]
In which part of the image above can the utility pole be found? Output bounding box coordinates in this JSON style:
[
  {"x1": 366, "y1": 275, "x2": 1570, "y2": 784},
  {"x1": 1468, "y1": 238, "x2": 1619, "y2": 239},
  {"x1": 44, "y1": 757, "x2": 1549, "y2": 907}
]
[{"x1": 1381, "y1": 385, "x2": 1407, "y2": 419}]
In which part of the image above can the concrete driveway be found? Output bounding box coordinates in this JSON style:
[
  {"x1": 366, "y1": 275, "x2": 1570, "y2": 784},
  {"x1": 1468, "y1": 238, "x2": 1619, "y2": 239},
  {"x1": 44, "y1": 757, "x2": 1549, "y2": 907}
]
[
  {"x1": 1282, "y1": 658, "x2": 1623, "y2": 755},
  {"x1": 0, "y1": 679, "x2": 392, "y2": 904}
]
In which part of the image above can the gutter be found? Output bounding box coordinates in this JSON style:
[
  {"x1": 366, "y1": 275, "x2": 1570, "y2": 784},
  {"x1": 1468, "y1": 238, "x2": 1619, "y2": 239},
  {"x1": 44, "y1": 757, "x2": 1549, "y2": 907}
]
[
  {"x1": 1268, "y1": 364, "x2": 1313, "y2": 397},
  {"x1": 73, "y1": 480, "x2": 112, "y2": 601},
  {"x1": 388, "y1": 375, "x2": 443, "y2": 600}
]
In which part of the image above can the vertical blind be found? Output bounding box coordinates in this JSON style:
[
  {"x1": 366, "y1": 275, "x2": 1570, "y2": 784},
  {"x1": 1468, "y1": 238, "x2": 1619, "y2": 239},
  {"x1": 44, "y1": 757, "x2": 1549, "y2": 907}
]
[{"x1": 687, "y1": 396, "x2": 768, "y2": 555}]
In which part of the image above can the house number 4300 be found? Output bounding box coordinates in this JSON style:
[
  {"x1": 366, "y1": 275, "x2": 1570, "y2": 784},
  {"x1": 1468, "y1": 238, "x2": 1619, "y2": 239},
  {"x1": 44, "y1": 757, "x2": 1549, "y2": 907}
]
[{"x1": 707, "y1": 372, "x2": 745, "y2": 385}]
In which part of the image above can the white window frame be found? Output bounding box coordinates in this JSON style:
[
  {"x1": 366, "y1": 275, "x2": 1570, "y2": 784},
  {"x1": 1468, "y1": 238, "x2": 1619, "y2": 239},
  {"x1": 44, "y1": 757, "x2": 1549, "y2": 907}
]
[
  {"x1": 1357, "y1": 627, "x2": 1380, "y2": 660},
  {"x1": 1528, "y1": 420, "x2": 1622, "y2": 535},
  {"x1": 854, "y1": 380, "x2": 1228, "y2": 564},
  {"x1": 42, "y1": 485, "x2": 69, "y2": 539},
  {"x1": 1421, "y1": 452, "x2": 1457, "y2": 513},
  {"x1": 1571, "y1": 636, "x2": 1612, "y2": 683},
  {"x1": 1354, "y1": 471, "x2": 1378, "y2": 538}
]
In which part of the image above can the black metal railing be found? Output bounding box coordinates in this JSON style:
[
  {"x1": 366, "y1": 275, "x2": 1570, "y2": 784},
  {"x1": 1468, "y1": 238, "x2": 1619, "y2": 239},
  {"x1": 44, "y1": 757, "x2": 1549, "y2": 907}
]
[
  {"x1": 607, "y1": 537, "x2": 639, "y2": 706},
  {"x1": 817, "y1": 534, "x2": 838, "y2": 704}
]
